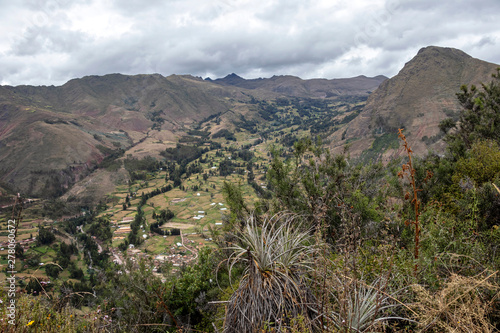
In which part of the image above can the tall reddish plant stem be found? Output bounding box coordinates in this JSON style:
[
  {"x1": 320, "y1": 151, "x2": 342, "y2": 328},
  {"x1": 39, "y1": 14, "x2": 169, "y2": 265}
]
[{"x1": 397, "y1": 129, "x2": 422, "y2": 275}]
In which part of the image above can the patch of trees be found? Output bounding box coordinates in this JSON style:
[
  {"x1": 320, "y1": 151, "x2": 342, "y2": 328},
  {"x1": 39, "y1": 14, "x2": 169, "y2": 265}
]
[
  {"x1": 198, "y1": 112, "x2": 222, "y2": 125},
  {"x1": 43, "y1": 118, "x2": 68, "y2": 125},
  {"x1": 210, "y1": 141, "x2": 222, "y2": 150},
  {"x1": 232, "y1": 149, "x2": 255, "y2": 162},
  {"x1": 234, "y1": 115, "x2": 259, "y2": 133},
  {"x1": 40, "y1": 199, "x2": 71, "y2": 219},
  {"x1": 118, "y1": 207, "x2": 145, "y2": 250},
  {"x1": 219, "y1": 159, "x2": 236, "y2": 177},
  {"x1": 63, "y1": 213, "x2": 93, "y2": 234},
  {"x1": 56, "y1": 241, "x2": 78, "y2": 269},
  {"x1": 148, "y1": 110, "x2": 165, "y2": 130},
  {"x1": 169, "y1": 228, "x2": 181, "y2": 235},
  {"x1": 97, "y1": 145, "x2": 125, "y2": 171},
  {"x1": 150, "y1": 208, "x2": 175, "y2": 235},
  {"x1": 279, "y1": 133, "x2": 299, "y2": 147},
  {"x1": 187, "y1": 129, "x2": 210, "y2": 138},
  {"x1": 162, "y1": 144, "x2": 212, "y2": 186},
  {"x1": 45, "y1": 264, "x2": 61, "y2": 279},
  {"x1": 166, "y1": 164, "x2": 184, "y2": 188},
  {"x1": 257, "y1": 102, "x2": 279, "y2": 121},
  {"x1": 77, "y1": 232, "x2": 109, "y2": 269},
  {"x1": 212, "y1": 129, "x2": 236, "y2": 141},
  {"x1": 275, "y1": 97, "x2": 290, "y2": 106},
  {"x1": 186, "y1": 162, "x2": 203, "y2": 178},
  {"x1": 161, "y1": 144, "x2": 205, "y2": 165},
  {"x1": 124, "y1": 156, "x2": 163, "y2": 173},
  {"x1": 87, "y1": 216, "x2": 113, "y2": 242},
  {"x1": 340, "y1": 109, "x2": 362, "y2": 124},
  {"x1": 69, "y1": 265, "x2": 85, "y2": 280},
  {"x1": 37, "y1": 225, "x2": 55, "y2": 245}
]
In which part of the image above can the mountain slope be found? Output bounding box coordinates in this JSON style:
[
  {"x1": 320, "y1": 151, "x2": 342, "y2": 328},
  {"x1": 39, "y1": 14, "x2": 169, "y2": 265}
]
[
  {"x1": 0, "y1": 74, "x2": 247, "y2": 197},
  {"x1": 1, "y1": 70, "x2": 387, "y2": 198},
  {"x1": 329, "y1": 46, "x2": 500, "y2": 160}
]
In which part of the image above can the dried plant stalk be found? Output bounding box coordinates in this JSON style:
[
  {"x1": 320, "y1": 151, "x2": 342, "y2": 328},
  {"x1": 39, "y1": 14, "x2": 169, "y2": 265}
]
[
  {"x1": 410, "y1": 271, "x2": 499, "y2": 332},
  {"x1": 398, "y1": 129, "x2": 432, "y2": 274}
]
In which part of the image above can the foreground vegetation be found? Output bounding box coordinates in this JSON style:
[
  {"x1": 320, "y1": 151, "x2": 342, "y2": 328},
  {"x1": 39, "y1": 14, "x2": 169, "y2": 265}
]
[{"x1": 1, "y1": 70, "x2": 500, "y2": 332}]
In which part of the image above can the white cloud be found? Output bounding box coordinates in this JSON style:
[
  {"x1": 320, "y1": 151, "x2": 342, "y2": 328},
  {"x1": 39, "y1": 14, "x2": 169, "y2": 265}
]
[{"x1": 0, "y1": 0, "x2": 500, "y2": 86}]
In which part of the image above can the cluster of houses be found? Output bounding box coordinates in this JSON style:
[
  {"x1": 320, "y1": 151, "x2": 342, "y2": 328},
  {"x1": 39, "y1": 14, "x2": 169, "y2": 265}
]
[
  {"x1": 0, "y1": 236, "x2": 36, "y2": 253},
  {"x1": 106, "y1": 197, "x2": 230, "y2": 275}
]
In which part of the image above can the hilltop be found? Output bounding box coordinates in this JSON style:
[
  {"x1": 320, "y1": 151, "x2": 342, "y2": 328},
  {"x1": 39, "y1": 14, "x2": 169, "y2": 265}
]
[{"x1": 329, "y1": 46, "x2": 500, "y2": 160}]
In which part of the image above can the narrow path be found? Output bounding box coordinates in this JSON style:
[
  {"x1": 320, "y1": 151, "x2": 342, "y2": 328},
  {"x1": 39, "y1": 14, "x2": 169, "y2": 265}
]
[
  {"x1": 180, "y1": 230, "x2": 198, "y2": 261},
  {"x1": 112, "y1": 252, "x2": 123, "y2": 265}
]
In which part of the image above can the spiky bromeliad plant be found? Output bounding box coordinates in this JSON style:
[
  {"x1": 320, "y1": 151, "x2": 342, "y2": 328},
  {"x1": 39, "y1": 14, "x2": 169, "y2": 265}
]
[
  {"x1": 329, "y1": 276, "x2": 412, "y2": 332},
  {"x1": 223, "y1": 214, "x2": 320, "y2": 333}
]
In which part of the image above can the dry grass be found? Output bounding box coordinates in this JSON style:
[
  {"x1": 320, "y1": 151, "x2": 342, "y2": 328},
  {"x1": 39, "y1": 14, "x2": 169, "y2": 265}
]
[{"x1": 410, "y1": 271, "x2": 499, "y2": 332}]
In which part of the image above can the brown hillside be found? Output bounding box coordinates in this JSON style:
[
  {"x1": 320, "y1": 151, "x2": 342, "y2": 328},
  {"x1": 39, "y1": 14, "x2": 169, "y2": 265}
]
[
  {"x1": 0, "y1": 74, "x2": 246, "y2": 197},
  {"x1": 329, "y1": 46, "x2": 500, "y2": 161}
]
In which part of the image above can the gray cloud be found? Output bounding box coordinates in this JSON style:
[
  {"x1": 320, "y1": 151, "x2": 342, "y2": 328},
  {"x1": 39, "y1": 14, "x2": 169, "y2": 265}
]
[{"x1": 1, "y1": 0, "x2": 500, "y2": 86}]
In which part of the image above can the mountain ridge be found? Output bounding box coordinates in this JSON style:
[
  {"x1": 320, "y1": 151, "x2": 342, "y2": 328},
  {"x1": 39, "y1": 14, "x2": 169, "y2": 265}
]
[{"x1": 210, "y1": 73, "x2": 388, "y2": 98}]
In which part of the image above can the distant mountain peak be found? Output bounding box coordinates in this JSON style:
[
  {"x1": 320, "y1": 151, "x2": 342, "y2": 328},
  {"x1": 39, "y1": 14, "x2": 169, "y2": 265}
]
[
  {"x1": 417, "y1": 45, "x2": 471, "y2": 57},
  {"x1": 212, "y1": 73, "x2": 246, "y2": 86},
  {"x1": 211, "y1": 73, "x2": 386, "y2": 98},
  {"x1": 225, "y1": 73, "x2": 243, "y2": 79}
]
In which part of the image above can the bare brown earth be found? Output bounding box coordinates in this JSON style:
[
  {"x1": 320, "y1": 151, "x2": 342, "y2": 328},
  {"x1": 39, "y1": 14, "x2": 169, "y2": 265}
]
[{"x1": 161, "y1": 222, "x2": 196, "y2": 229}]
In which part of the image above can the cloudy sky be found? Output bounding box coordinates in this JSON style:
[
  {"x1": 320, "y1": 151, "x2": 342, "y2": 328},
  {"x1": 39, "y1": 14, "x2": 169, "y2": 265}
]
[{"x1": 1, "y1": 0, "x2": 499, "y2": 86}]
